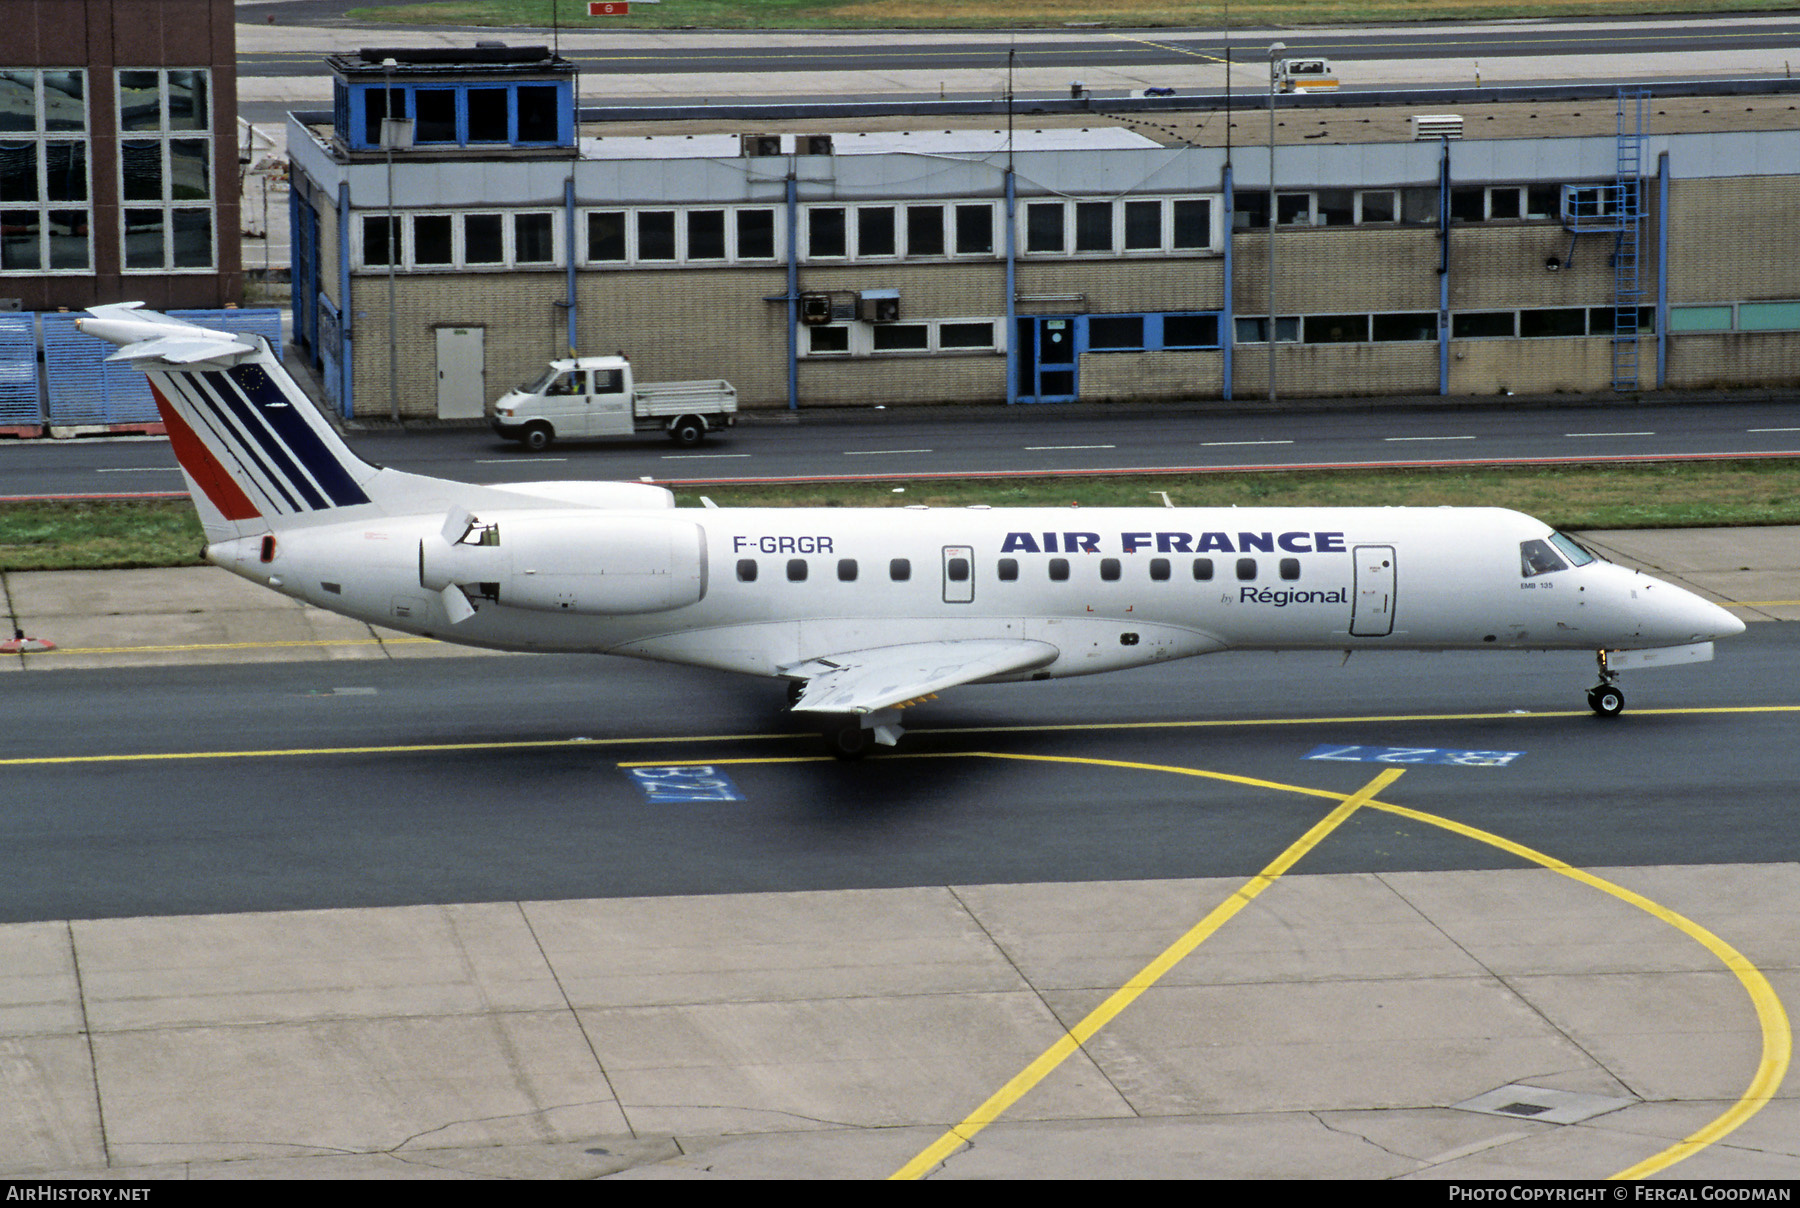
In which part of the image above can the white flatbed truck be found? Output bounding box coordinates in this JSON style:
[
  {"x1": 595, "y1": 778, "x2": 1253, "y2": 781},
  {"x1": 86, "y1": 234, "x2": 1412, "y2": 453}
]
[{"x1": 490, "y1": 356, "x2": 737, "y2": 450}]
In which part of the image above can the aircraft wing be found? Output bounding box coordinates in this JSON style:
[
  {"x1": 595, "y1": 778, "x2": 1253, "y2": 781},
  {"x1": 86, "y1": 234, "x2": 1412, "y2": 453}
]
[{"x1": 784, "y1": 638, "x2": 1059, "y2": 715}]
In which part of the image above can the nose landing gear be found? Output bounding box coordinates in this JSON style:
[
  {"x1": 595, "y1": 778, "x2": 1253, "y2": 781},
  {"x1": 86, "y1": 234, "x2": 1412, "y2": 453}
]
[{"x1": 1588, "y1": 650, "x2": 1625, "y2": 717}]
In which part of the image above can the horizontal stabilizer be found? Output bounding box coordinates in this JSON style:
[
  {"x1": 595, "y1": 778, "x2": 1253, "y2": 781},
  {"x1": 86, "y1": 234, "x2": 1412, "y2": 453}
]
[
  {"x1": 76, "y1": 302, "x2": 254, "y2": 366},
  {"x1": 785, "y1": 638, "x2": 1059, "y2": 715}
]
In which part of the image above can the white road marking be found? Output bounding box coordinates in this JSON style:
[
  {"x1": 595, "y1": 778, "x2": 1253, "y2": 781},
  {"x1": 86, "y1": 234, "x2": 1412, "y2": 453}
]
[
  {"x1": 845, "y1": 448, "x2": 933, "y2": 455},
  {"x1": 1384, "y1": 435, "x2": 1475, "y2": 442},
  {"x1": 662, "y1": 453, "x2": 752, "y2": 459},
  {"x1": 1026, "y1": 444, "x2": 1116, "y2": 451},
  {"x1": 476, "y1": 458, "x2": 566, "y2": 463},
  {"x1": 1201, "y1": 439, "x2": 1294, "y2": 447},
  {"x1": 1748, "y1": 427, "x2": 1800, "y2": 433},
  {"x1": 1565, "y1": 431, "x2": 1655, "y2": 437},
  {"x1": 97, "y1": 467, "x2": 181, "y2": 473}
]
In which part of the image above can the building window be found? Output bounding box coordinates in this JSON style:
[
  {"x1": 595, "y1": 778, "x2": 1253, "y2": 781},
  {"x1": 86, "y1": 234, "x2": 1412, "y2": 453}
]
[
  {"x1": 115, "y1": 68, "x2": 212, "y2": 271},
  {"x1": 637, "y1": 210, "x2": 675, "y2": 260},
  {"x1": 1372, "y1": 312, "x2": 1436, "y2": 342},
  {"x1": 1074, "y1": 201, "x2": 1112, "y2": 252},
  {"x1": 514, "y1": 212, "x2": 555, "y2": 264},
  {"x1": 1123, "y1": 200, "x2": 1160, "y2": 250},
  {"x1": 737, "y1": 208, "x2": 776, "y2": 259},
  {"x1": 413, "y1": 214, "x2": 453, "y2": 264},
  {"x1": 906, "y1": 205, "x2": 944, "y2": 256},
  {"x1": 1668, "y1": 305, "x2": 1733, "y2": 332},
  {"x1": 414, "y1": 89, "x2": 456, "y2": 142},
  {"x1": 1235, "y1": 316, "x2": 1300, "y2": 344},
  {"x1": 1452, "y1": 311, "x2": 1516, "y2": 339},
  {"x1": 1088, "y1": 315, "x2": 1145, "y2": 351},
  {"x1": 1519, "y1": 308, "x2": 1587, "y2": 338},
  {"x1": 938, "y1": 321, "x2": 996, "y2": 350},
  {"x1": 808, "y1": 206, "x2": 846, "y2": 258},
  {"x1": 467, "y1": 88, "x2": 508, "y2": 142},
  {"x1": 465, "y1": 213, "x2": 504, "y2": 263},
  {"x1": 1172, "y1": 199, "x2": 1212, "y2": 248},
  {"x1": 0, "y1": 69, "x2": 90, "y2": 272},
  {"x1": 1162, "y1": 314, "x2": 1220, "y2": 348},
  {"x1": 808, "y1": 326, "x2": 850, "y2": 354},
  {"x1": 954, "y1": 203, "x2": 993, "y2": 255},
  {"x1": 872, "y1": 324, "x2": 930, "y2": 352},
  {"x1": 1302, "y1": 314, "x2": 1370, "y2": 344},
  {"x1": 857, "y1": 206, "x2": 895, "y2": 257},
  {"x1": 516, "y1": 85, "x2": 561, "y2": 142},
  {"x1": 686, "y1": 209, "x2": 726, "y2": 260},
  {"x1": 1358, "y1": 190, "x2": 1397, "y2": 223},
  {"x1": 1026, "y1": 202, "x2": 1064, "y2": 252},
  {"x1": 588, "y1": 211, "x2": 626, "y2": 261}
]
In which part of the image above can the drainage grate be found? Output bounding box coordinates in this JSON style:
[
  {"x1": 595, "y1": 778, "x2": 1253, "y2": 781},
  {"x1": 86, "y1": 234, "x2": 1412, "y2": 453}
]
[{"x1": 1453, "y1": 1084, "x2": 1635, "y2": 1126}]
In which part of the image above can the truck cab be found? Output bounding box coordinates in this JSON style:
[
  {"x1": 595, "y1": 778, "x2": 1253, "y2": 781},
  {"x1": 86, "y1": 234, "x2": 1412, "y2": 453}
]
[{"x1": 491, "y1": 356, "x2": 737, "y2": 451}]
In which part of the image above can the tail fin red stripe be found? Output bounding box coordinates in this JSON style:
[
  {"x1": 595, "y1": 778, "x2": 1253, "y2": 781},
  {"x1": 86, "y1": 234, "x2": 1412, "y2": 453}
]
[{"x1": 151, "y1": 380, "x2": 263, "y2": 523}]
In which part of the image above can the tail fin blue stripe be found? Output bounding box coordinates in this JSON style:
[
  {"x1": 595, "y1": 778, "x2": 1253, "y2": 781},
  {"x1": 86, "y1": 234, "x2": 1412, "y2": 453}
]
[
  {"x1": 227, "y1": 363, "x2": 371, "y2": 508},
  {"x1": 199, "y1": 369, "x2": 331, "y2": 511},
  {"x1": 185, "y1": 372, "x2": 309, "y2": 514}
]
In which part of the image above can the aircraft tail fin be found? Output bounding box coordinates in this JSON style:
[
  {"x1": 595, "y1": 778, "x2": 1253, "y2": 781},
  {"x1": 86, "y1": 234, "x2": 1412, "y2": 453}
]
[{"x1": 78, "y1": 304, "x2": 383, "y2": 540}]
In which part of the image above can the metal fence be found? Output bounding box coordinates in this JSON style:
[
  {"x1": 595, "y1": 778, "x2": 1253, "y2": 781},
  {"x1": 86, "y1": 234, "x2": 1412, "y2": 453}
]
[
  {"x1": 41, "y1": 308, "x2": 283, "y2": 428},
  {"x1": 0, "y1": 315, "x2": 38, "y2": 429}
]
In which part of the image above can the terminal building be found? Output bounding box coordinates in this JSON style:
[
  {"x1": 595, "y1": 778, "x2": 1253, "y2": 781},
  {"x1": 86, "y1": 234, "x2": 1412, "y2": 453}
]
[{"x1": 283, "y1": 45, "x2": 1800, "y2": 420}]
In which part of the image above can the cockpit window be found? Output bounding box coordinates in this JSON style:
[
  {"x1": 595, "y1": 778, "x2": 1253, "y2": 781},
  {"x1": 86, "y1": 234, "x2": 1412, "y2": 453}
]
[
  {"x1": 1520, "y1": 538, "x2": 1568, "y2": 578},
  {"x1": 1548, "y1": 531, "x2": 1596, "y2": 567}
]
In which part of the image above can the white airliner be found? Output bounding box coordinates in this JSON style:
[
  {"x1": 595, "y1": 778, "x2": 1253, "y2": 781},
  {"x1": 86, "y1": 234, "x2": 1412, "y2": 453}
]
[{"x1": 79, "y1": 303, "x2": 1745, "y2": 756}]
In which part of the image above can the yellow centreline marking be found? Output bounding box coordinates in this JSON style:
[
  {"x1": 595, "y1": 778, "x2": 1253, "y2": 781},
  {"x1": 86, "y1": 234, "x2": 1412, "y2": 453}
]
[{"x1": 889, "y1": 765, "x2": 1405, "y2": 1181}]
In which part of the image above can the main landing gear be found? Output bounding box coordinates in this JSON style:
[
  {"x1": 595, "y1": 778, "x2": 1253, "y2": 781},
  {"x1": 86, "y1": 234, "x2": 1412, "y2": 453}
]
[{"x1": 1587, "y1": 650, "x2": 1625, "y2": 718}]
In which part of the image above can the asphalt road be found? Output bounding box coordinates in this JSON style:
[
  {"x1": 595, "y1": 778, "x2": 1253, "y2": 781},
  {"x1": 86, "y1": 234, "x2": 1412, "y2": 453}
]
[
  {"x1": 7, "y1": 398, "x2": 1798, "y2": 498},
  {"x1": 2, "y1": 622, "x2": 1792, "y2": 924},
  {"x1": 233, "y1": 12, "x2": 1800, "y2": 81}
]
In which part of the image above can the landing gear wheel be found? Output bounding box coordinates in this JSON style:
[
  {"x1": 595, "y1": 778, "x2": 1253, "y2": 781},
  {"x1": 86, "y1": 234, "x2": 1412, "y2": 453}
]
[
  {"x1": 670, "y1": 418, "x2": 706, "y2": 447},
  {"x1": 826, "y1": 723, "x2": 871, "y2": 761},
  {"x1": 520, "y1": 423, "x2": 554, "y2": 452},
  {"x1": 1588, "y1": 683, "x2": 1625, "y2": 717}
]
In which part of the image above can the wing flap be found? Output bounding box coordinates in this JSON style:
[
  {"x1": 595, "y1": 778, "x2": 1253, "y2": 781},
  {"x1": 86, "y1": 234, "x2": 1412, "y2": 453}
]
[{"x1": 786, "y1": 638, "x2": 1059, "y2": 715}]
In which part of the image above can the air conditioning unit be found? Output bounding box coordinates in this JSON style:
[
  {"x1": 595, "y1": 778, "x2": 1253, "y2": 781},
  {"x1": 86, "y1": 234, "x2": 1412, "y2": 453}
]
[
  {"x1": 1411, "y1": 114, "x2": 1463, "y2": 141},
  {"x1": 858, "y1": 288, "x2": 900, "y2": 323},
  {"x1": 741, "y1": 133, "x2": 782, "y2": 157},
  {"x1": 800, "y1": 292, "x2": 831, "y2": 325},
  {"x1": 800, "y1": 134, "x2": 833, "y2": 156}
]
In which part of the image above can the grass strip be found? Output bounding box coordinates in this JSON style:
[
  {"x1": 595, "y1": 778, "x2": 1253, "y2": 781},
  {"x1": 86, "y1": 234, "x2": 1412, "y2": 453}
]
[{"x1": 3, "y1": 460, "x2": 1794, "y2": 572}]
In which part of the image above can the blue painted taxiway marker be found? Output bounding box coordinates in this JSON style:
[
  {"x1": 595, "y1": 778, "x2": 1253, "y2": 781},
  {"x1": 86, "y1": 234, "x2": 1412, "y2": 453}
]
[
  {"x1": 1304, "y1": 744, "x2": 1524, "y2": 768},
  {"x1": 625, "y1": 765, "x2": 746, "y2": 802}
]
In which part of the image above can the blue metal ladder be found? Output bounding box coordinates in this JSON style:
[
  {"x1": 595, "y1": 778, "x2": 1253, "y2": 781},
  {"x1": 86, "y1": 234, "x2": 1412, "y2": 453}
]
[{"x1": 1611, "y1": 88, "x2": 1650, "y2": 392}]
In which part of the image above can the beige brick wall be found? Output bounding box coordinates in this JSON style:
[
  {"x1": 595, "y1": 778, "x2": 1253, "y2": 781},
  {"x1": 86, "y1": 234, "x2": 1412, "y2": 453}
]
[
  {"x1": 796, "y1": 352, "x2": 1008, "y2": 407},
  {"x1": 1233, "y1": 229, "x2": 1439, "y2": 313},
  {"x1": 1014, "y1": 257, "x2": 1223, "y2": 313},
  {"x1": 1232, "y1": 342, "x2": 1437, "y2": 398},
  {"x1": 1077, "y1": 350, "x2": 1223, "y2": 402},
  {"x1": 1448, "y1": 224, "x2": 1633, "y2": 310},
  {"x1": 1667, "y1": 333, "x2": 1800, "y2": 389},
  {"x1": 1448, "y1": 336, "x2": 1614, "y2": 394},
  {"x1": 1670, "y1": 176, "x2": 1800, "y2": 303},
  {"x1": 578, "y1": 266, "x2": 791, "y2": 406}
]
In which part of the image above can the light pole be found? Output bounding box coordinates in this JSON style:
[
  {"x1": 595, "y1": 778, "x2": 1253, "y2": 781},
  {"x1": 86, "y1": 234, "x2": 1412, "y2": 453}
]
[
  {"x1": 1267, "y1": 42, "x2": 1284, "y2": 405},
  {"x1": 383, "y1": 58, "x2": 399, "y2": 425}
]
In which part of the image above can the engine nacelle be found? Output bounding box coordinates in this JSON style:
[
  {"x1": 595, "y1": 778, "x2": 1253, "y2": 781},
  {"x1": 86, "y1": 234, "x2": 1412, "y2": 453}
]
[{"x1": 420, "y1": 512, "x2": 707, "y2": 616}]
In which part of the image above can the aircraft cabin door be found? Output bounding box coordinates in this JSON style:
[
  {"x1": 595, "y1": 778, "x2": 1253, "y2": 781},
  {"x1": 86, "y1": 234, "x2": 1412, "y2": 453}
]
[
  {"x1": 943, "y1": 546, "x2": 975, "y2": 603},
  {"x1": 1350, "y1": 545, "x2": 1396, "y2": 636}
]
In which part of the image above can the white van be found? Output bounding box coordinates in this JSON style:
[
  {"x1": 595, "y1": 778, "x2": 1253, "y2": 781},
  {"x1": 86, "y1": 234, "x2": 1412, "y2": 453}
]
[{"x1": 491, "y1": 356, "x2": 737, "y2": 451}]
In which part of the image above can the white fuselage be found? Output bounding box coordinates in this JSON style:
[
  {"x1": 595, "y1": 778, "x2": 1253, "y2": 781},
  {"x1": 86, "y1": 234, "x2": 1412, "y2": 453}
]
[{"x1": 208, "y1": 503, "x2": 1739, "y2": 683}]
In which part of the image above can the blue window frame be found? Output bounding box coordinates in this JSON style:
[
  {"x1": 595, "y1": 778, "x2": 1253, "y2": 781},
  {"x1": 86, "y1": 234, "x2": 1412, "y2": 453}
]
[
  {"x1": 1077, "y1": 311, "x2": 1223, "y2": 354},
  {"x1": 343, "y1": 81, "x2": 572, "y2": 150}
]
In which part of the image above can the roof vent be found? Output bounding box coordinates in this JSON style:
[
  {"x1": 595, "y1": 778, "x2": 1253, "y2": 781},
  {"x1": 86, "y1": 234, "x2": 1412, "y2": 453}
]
[{"x1": 1411, "y1": 114, "x2": 1464, "y2": 140}]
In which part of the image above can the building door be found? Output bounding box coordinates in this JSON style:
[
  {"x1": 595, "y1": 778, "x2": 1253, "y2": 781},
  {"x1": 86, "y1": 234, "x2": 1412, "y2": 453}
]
[
  {"x1": 1350, "y1": 545, "x2": 1396, "y2": 637},
  {"x1": 435, "y1": 326, "x2": 485, "y2": 419},
  {"x1": 1015, "y1": 316, "x2": 1078, "y2": 402}
]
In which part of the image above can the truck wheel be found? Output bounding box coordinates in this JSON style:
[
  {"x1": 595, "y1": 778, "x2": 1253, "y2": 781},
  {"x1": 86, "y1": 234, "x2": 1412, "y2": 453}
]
[
  {"x1": 521, "y1": 423, "x2": 554, "y2": 452},
  {"x1": 670, "y1": 418, "x2": 706, "y2": 447}
]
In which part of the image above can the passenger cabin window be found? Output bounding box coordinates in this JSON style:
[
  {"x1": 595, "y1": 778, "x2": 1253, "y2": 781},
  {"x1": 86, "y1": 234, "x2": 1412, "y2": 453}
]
[
  {"x1": 1236, "y1": 557, "x2": 1257, "y2": 581},
  {"x1": 1150, "y1": 558, "x2": 1171, "y2": 581},
  {"x1": 1280, "y1": 557, "x2": 1301, "y2": 581},
  {"x1": 1048, "y1": 558, "x2": 1070, "y2": 582},
  {"x1": 889, "y1": 558, "x2": 911, "y2": 581},
  {"x1": 1193, "y1": 558, "x2": 1214, "y2": 581},
  {"x1": 787, "y1": 559, "x2": 808, "y2": 582},
  {"x1": 837, "y1": 558, "x2": 857, "y2": 582},
  {"x1": 1100, "y1": 558, "x2": 1121, "y2": 581},
  {"x1": 947, "y1": 556, "x2": 971, "y2": 582},
  {"x1": 998, "y1": 558, "x2": 1019, "y2": 581},
  {"x1": 736, "y1": 559, "x2": 757, "y2": 582},
  {"x1": 1520, "y1": 539, "x2": 1568, "y2": 577}
]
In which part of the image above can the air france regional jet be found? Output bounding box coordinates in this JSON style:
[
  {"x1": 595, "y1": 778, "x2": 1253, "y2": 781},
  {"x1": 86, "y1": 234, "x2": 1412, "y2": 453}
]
[{"x1": 79, "y1": 303, "x2": 1745, "y2": 757}]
